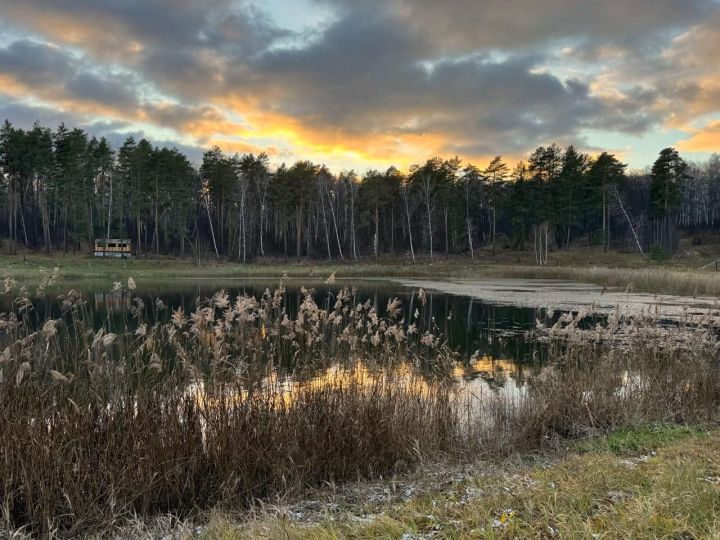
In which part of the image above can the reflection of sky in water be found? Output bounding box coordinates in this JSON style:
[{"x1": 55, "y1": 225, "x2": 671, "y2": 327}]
[
  {"x1": 454, "y1": 356, "x2": 535, "y2": 414},
  {"x1": 187, "y1": 357, "x2": 544, "y2": 415}
]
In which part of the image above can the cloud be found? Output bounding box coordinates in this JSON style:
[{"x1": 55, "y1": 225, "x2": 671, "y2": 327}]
[
  {"x1": 678, "y1": 120, "x2": 720, "y2": 152},
  {"x1": 233, "y1": 16, "x2": 658, "y2": 158},
  {"x1": 0, "y1": 0, "x2": 718, "y2": 168},
  {"x1": 0, "y1": 39, "x2": 140, "y2": 114},
  {"x1": 317, "y1": 0, "x2": 715, "y2": 52},
  {"x1": 0, "y1": 98, "x2": 88, "y2": 128},
  {"x1": 0, "y1": 0, "x2": 285, "y2": 57}
]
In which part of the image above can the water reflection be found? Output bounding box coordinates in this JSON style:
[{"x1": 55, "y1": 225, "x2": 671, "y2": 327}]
[{"x1": 188, "y1": 356, "x2": 546, "y2": 417}]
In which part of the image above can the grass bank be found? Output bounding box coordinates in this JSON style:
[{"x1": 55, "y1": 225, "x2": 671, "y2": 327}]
[
  {"x1": 2, "y1": 247, "x2": 720, "y2": 297},
  {"x1": 202, "y1": 425, "x2": 720, "y2": 539}
]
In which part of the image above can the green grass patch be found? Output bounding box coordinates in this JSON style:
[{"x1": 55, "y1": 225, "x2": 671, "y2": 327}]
[{"x1": 576, "y1": 424, "x2": 708, "y2": 456}]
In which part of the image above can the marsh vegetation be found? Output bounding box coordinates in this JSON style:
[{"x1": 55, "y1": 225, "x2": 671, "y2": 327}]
[{"x1": 0, "y1": 273, "x2": 719, "y2": 536}]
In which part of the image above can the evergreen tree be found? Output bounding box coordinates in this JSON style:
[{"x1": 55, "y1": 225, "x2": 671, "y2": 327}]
[
  {"x1": 588, "y1": 152, "x2": 626, "y2": 251},
  {"x1": 483, "y1": 155, "x2": 508, "y2": 256},
  {"x1": 650, "y1": 147, "x2": 689, "y2": 251}
]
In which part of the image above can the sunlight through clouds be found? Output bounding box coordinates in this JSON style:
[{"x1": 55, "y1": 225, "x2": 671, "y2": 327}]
[{"x1": 0, "y1": 0, "x2": 718, "y2": 169}]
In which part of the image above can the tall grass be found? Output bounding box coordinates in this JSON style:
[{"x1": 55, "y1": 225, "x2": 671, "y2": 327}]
[
  {"x1": 471, "y1": 310, "x2": 720, "y2": 453},
  {"x1": 1, "y1": 277, "x2": 719, "y2": 536},
  {"x1": 0, "y1": 279, "x2": 456, "y2": 536}
]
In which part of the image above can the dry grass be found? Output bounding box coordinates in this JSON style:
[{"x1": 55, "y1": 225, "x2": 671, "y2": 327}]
[
  {"x1": 469, "y1": 264, "x2": 720, "y2": 297},
  {"x1": 462, "y1": 308, "x2": 720, "y2": 457},
  {"x1": 0, "y1": 279, "x2": 457, "y2": 537},
  {"x1": 222, "y1": 427, "x2": 720, "y2": 539},
  {"x1": 1, "y1": 277, "x2": 719, "y2": 536}
]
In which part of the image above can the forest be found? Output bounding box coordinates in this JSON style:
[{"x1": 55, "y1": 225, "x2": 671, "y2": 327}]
[{"x1": 1, "y1": 119, "x2": 718, "y2": 263}]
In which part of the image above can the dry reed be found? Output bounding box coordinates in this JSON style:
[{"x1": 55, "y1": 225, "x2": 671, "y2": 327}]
[
  {"x1": 0, "y1": 279, "x2": 456, "y2": 536},
  {"x1": 0, "y1": 276, "x2": 719, "y2": 536}
]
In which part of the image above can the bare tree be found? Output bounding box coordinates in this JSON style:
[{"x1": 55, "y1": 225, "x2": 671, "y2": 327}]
[
  {"x1": 327, "y1": 182, "x2": 344, "y2": 259},
  {"x1": 347, "y1": 173, "x2": 359, "y2": 260},
  {"x1": 317, "y1": 173, "x2": 332, "y2": 260},
  {"x1": 419, "y1": 172, "x2": 435, "y2": 261},
  {"x1": 400, "y1": 180, "x2": 416, "y2": 263},
  {"x1": 201, "y1": 180, "x2": 219, "y2": 260},
  {"x1": 610, "y1": 186, "x2": 643, "y2": 255}
]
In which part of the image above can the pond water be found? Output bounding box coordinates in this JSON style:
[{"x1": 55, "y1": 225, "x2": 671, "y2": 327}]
[
  {"x1": 7, "y1": 278, "x2": 550, "y2": 353},
  {"x1": 0, "y1": 277, "x2": 626, "y2": 398}
]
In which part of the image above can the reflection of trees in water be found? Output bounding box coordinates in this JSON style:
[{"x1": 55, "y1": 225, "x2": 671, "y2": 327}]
[
  {"x1": 23, "y1": 280, "x2": 563, "y2": 386},
  {"x1": 93, "y1": 291, "x2": 132, "y2": 312}
]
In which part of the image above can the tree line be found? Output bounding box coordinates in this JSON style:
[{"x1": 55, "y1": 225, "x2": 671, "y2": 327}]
[{"x1": 1, "y1": 119, "x2": 717, "y2": 263}]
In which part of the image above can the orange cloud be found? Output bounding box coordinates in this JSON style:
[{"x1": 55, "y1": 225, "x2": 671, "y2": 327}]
[
  {"x1": 677, "y1": 121, "x2": 720, "y2": 153},
  {"x1": 0, "y1": 74, "x2": 27, "y2": 97},
  {"x1": 139, "y1": 104, "x2": 250, "y2": 142},
  {"x1": 207, "y1": 139, "x2": 280, "y2": 156},
  {"x1": 2, "y1": 67, "x2": 522, "y2": 171}
]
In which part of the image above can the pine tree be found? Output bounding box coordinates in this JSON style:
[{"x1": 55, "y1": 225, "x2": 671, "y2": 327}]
[{"x1": 650, "y1": 147, "x2": 688, "y2": 251}]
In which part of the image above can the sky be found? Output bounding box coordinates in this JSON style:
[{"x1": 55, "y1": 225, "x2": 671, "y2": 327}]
[{"x1": 1, "y1": 0, "x2": 719, "y2": 172}]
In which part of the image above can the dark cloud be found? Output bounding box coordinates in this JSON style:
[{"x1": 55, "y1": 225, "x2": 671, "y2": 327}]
[
  {"x1": 317, "y1": 0, "x2": 715, "y2": 52},
  {"x1": 0, "y1": 98, "x2": 86, "y2": 128},
  {"x1": 239, "y1": 17, "x2": 658, "y2": 153},
  {"x1": 64, "y1": 72, "x2": 138, "y2": 110},
  {"x1": 0, "y1": 39, "x2": 140, "y2": 111},
  {"x1": 0, "y1": 0, "x2": 286, "y2": 101},
  {"x1": 0, "y1": 0, "x2": 286, "y2": 54},
  {"x1": 0, "y1": 39, "x2": 72, "y2": 86}
]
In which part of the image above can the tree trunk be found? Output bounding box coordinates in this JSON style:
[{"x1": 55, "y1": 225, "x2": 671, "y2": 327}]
[
  {"x1": 491, "y1": 205, "x2": 496, "y2": 257},
  {"x1": 328, "y1": 189, "x2": 344, "y2": 259},
  {"x1": 390, "y1": 205, "x2": 395, "y2": 255},
  {"x1": 239, "y1": 187, "x2": 247, "y2": 262},
  {"x1": 602, "y1": 184, "x2": 607, "y2": 253},
  {"x1": 444, "y1": 207, "x2": 449, "y2": 255},
  {"x1": 466, "y1": 191, "x2": 474, "y2": 258},
  {"x1": 42, "y1": 197, "x2": 51, "y2": 255},
  {"x1": 296, "y1": 204, "x2": 303, "y2": 258},
  {"x1": 204, "y1": 195, "x2": 218, "y2": 260},
  {"x1": 106, "y1": 174, "x2": 113, "y2": 241},
  {"x1": 350, "y1": 186, "x2": 358, "y2": 260},
  {"x1": 425, "y1": 196, "x2": 433, "y2": 261},
  {"x1": 134, "y1": 217, "x2": 140, "y2": 256},
  {"x1": 258, "y1": 202, "x2": 265, "y2": 258},
  {"x1": 319, "y1": 183, "x2": 332, "y2": 261},
  {"x1": 374, "y1": 203, "x2": 379, "y2": 259},
  {"x1": 611, "y1": 187, "x2": 643, "y2": 255},
  {"x1": 63, "y1": 210, "x2": 68, "y2": 254},
  {"x1": 404, "y1": 194, "x2": 416, "y2": 263},
  {"x1": 9, "y1": 190, "x2": 16, "y2": 256}
]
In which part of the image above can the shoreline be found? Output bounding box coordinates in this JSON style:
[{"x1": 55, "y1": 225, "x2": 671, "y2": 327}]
[{"x1": 2, "y1": 252, "x2": 720, "y2": 298}]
